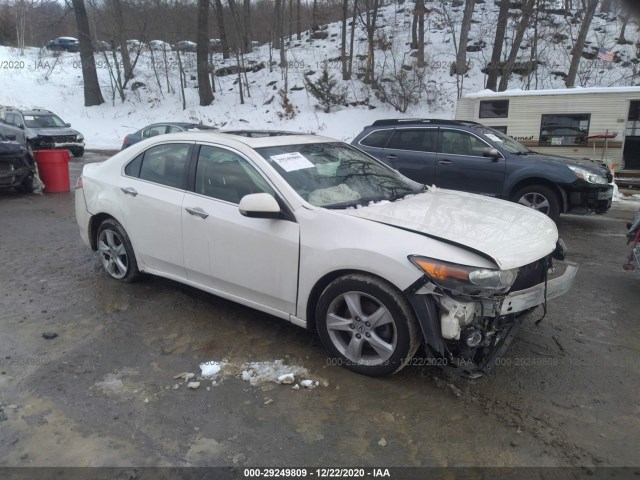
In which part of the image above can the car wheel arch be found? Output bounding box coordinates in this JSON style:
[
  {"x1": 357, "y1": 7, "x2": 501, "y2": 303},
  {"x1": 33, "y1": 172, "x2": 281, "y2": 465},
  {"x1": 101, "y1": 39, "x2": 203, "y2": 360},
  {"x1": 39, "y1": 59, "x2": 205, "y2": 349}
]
[
  {"x1": 508, "y1": 178, "x2": 567, "y2": 214},
  {"x1": 304, "y1": 269, "x2": 408, "y2": 335},
  {"x1": 89, "y1": 213, "x2": 120, "y2": 250}
]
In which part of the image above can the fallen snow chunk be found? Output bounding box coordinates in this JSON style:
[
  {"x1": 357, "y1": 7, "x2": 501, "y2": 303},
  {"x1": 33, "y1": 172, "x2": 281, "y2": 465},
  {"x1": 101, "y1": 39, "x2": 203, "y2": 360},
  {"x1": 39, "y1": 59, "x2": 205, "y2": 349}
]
[
  {"x1": 242, "y1": 370, "x2": 253, "y2": 381},
  {"x1": 144, "y1": 398, "x2": 149, "y2": 403},
  {"x1": 276, "y1": 373, "x2": 295, "y2": 384},
  {"x1": 301, "y1": 379, "x2": 318, "y2": 389},
  {"x1": 200, "y1": 361, "x2": 222, "y2": 377},
  {"x1": 264, "y1": 398, "x2": 273, "y2": 405},
  {"x1": 173, "y1": 372, "x2": 191, "y2": 380},
  {"x1": 172, "y1": 384, "x2": 179, "y2": 390},
  {"x1": 187, "y1": 382, "x2": 201, "y2": 389},
  {"x1": 292, "y1": 384, "x2": 300, "y2": 390},
  {"x1": 378, "y1": 438, "x2": 388, "y2": 447}
]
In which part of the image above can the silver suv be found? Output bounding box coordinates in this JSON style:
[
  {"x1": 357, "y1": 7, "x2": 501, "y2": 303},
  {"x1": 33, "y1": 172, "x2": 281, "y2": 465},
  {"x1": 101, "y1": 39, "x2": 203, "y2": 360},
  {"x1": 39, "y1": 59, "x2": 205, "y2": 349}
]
[{"x1": 0, "y1": 108, "x2": 85, "y2": 157}]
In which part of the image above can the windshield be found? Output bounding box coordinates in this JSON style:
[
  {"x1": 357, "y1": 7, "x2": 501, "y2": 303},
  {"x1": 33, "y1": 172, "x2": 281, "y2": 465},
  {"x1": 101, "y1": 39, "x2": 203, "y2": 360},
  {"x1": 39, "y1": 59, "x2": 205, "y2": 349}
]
[
  {"x1": 23, "y1": 114, "x2": 67, "y2": 128},
  {"x1": 256, "y1": 142, "x2": 424, "y2": 208},
  {"x1": 476, "y1": 127, "x2": 530, "y2": 154}
]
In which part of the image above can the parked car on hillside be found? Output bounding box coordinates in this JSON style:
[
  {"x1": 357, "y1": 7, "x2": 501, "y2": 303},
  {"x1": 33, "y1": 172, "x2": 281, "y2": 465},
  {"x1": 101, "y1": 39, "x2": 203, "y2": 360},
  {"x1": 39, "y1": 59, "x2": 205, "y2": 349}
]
[
  {"x1": 76, "y1": 130, "x2": 576, "y2": 378},
  {"x1": 93, "y1": 40, "x2": 112, "y2": 52},
  {"x1": 352, "y1": 119, "x2": 613, "y2": 221},
  {"x1": 0, "y1": 108, "x2": 85, "y2": 157},
  {"x1": 121, "y1": 122, "x2": 218, "y2": 150},
  {"x1": 0, "y1": 132, "x2": 35, "y2": 193},
  {"x1": 176, "y1": 41, "x2": 197, "y2": 52},
  {"x1": 149, "y1": 40, "x2": 171, "y2": 51},
  {"x1": 45, "y1": 37, "x2": 80, "y2": 53},
  {"x1": 209, "y1": 38, "x2": 222, "y2": 52}
]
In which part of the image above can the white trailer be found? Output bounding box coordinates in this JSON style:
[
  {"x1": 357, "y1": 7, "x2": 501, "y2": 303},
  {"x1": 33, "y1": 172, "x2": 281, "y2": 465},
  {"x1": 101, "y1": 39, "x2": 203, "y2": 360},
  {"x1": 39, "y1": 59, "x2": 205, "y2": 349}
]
[{"x1": 455, "y1": 87, "x2": 640, "y2": 172}]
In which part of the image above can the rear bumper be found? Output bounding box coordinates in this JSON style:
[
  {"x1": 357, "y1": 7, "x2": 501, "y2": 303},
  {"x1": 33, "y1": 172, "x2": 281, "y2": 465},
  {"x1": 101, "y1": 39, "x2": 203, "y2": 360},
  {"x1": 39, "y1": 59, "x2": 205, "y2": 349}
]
[{"x1": 74, "y1": 187, "x2": 92, "y2": 248}]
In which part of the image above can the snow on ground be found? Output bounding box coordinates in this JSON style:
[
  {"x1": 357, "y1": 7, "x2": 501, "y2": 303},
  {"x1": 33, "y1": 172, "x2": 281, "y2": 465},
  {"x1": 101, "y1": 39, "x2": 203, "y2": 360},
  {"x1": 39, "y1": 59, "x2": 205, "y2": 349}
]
[
  {"x1": 0, "y1": 2, "x2": 637, "y2": 149},
  {"x1": 177, "y1": 359, "x2": 327, "y2": 390}
]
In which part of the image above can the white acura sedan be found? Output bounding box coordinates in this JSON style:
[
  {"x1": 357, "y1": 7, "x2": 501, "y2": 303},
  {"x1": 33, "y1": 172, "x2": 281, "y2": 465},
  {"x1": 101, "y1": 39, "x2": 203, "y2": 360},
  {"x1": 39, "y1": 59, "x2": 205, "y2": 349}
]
[{"x1": 75, "y1": 131, "x2": 577, "y2": 377}]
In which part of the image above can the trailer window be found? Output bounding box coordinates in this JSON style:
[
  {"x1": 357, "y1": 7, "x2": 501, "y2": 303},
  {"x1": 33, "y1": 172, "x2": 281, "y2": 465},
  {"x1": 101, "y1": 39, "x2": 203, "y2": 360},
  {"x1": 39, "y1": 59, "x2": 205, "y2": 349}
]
[
  {"x1": 540, "y1": 114, "x2": 590, "y2": 147},
  {"x1": 479, "y1": 100, "x2": 509, "y2": 118}
]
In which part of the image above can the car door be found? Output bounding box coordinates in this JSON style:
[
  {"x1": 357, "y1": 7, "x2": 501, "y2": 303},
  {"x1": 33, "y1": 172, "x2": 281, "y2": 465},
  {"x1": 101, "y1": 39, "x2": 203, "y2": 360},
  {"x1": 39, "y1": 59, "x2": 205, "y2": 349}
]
[
  {"x1": 118, "y1": 142, "x2": 192, "y2": 279},
  {"x1": 382, "y1": 128, "x2": 439, "y2": 186},
  {"x1": 181, "y1": 144, "x2": 300, "y2": 315},
  {"x1": 435, "y1": 128, "x2": 506, "y2": 196},
  {"x1": 2, "y1": 113, "x2": 26, "y2": 144}
]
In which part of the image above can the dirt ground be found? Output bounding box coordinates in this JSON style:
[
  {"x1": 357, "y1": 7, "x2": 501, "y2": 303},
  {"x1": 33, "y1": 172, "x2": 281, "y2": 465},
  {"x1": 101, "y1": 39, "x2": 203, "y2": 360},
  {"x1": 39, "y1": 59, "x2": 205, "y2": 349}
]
[{"x1": 0, "y1": 152, "x2": 639, "y2": 469}]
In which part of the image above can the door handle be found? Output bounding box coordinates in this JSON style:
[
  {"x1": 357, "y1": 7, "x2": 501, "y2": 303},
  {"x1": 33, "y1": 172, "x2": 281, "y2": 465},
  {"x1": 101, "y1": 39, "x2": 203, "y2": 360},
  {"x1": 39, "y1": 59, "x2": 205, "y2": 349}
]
[
  {"x1": 437, "y1": 160, "x2": 453, "y2": 165},
  {"x1": 120, "y1": 187, "x2": 138, "y2": 196},
  {"x1": 185, "y1": 206, "x2": 209, "y2": 219},
  {"x1": 386, "y1": 154, "x2": 398, "y2": 160}
]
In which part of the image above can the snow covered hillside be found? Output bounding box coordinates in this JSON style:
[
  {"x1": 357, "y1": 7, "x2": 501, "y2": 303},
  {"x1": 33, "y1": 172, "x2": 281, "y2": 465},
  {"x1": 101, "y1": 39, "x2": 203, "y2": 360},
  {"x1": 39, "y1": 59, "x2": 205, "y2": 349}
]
[{"x1": 0, "y1": 1, "x2": 638, "y2": 149}]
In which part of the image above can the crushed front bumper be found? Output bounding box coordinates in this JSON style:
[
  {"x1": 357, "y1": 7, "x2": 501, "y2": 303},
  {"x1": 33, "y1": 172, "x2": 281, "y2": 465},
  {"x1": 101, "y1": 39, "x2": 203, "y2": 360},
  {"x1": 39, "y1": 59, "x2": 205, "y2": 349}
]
[{"x1": 500, "y1": 261, "x2": 578, "y2": 315}]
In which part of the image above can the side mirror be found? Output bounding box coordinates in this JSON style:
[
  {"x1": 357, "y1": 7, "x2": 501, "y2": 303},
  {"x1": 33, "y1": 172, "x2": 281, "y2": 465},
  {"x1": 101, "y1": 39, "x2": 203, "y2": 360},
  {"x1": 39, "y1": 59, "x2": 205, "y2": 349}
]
[
  {"x1": 239, "y1": 193, "x2": 281, "y2": 219},
  {"x1": 65, "y1": 123, "x2": 71, "y2": 127},
  {"x1": 483, "y1": 147, "x2": 501, "y2": 159}
]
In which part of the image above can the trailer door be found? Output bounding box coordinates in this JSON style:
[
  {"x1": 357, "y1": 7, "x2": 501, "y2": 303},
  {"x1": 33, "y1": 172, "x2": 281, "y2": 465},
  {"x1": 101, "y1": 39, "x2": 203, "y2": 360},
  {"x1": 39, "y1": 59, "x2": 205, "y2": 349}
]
[{"x1": 435, "y1": 128, "x2": 506, "y2": 196}]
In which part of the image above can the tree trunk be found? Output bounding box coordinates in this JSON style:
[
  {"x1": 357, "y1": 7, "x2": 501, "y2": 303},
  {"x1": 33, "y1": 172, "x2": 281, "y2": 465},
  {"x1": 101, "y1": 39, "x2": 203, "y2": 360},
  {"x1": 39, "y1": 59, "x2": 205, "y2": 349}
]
[
  {"x1": 111, "y1": 0, "x2": 133, "y2": 83},
  {"x1": 243, "y1": 0, "x2": 252, "y2": 52},
  {"x1": 498, "y1": 0, "x2": 535, "y2": 91},
  {"x1": 214, "y1": 0, "x2": 230, "y2": 59},
  {"x1": 341, "y1": 0, "x2": 349, "y2": 79},
  {"x1": 296, "y1": 0, "x2": 301, "y2": 40},
  {"x1": 416, "y1": 0, "x2": 425, "y2": 68},
  {"x1": 411, "y1": 6, "x2": 418, "y2": 50},
  {"x1": 485, "y1": 0, "x2": 509, "y2": 91},
  {"x1": 565, "y1": 0, "x2": 598, "y2": 87},
  {"x1": 197, "y1": 0, "x2": 214, "y2": 105},
  {"x1": 347, "y1": 0, "x2": 357, "y2": 80},
  {"x1": 71, "y1": 0, "x2": 104, "y2": 106},
  {"x1": 363, "y1": 0, "x2": 380, "y2": 84},
  {"x1": 618, "y1": 14, "x2": 630, "y2": 44},
  {"x1": 312, "y1": 0, "x2": 318, "y2": 30},
  {"x1": 455, "y1": 0, "x2": 475, "y2": 77},
  {"x1": 600, "y1": 0, "x2": 612, "y2": 14}
]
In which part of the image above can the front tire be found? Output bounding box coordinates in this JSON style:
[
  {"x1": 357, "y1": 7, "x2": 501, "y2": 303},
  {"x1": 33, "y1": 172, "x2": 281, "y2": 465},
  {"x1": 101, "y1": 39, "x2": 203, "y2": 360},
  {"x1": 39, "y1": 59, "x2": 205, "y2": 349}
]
[
  {"x1": 513, "y1": 184, "x2": 560, "y2": 222},
  {"x1": 316, "y1": 274, "x2": 420, "y2": 377},
  {"x1": 97, "y1": 219, "x2": 140, "y2": 282}
]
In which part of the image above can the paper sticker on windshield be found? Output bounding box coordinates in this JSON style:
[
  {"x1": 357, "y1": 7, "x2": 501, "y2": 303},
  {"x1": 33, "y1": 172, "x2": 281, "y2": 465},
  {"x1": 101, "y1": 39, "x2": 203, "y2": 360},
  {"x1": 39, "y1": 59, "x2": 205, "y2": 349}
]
[
  {"x1": 551, "y1": 137, "x2": 563, "y2": 145},
  {"x1": 270, "y1": 152, "x2": 315, "y2": 172},
  {"x1": 23, "y1": 115, "x2": 34, "y2": 120},
  {"x1": 485, "y1": 133, "x2": 503, "y2": 143}
]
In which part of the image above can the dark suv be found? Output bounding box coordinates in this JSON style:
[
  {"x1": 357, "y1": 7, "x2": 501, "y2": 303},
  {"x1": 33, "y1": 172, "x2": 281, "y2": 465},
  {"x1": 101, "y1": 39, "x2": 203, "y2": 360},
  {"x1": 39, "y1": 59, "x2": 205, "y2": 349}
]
[
  {"x1": 352, "y1": 119, "x2": 613, "y2": 221},
  {"x1": 45, "y1": 37, "x2": 80, "y2": 53}
]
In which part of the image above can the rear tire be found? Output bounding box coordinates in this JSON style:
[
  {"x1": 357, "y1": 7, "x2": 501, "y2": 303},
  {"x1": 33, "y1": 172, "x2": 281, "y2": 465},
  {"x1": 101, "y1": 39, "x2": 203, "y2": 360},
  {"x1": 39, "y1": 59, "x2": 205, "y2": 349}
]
[
  {"x1": 513, "y1": 184, "x2": 560, "y2": 222},
  {"x1": 316, "y1": 274, "x2": 421, "y2": 377},
  {"x1": 96, "y1": 219, "x2": 140, "y2": 282}
]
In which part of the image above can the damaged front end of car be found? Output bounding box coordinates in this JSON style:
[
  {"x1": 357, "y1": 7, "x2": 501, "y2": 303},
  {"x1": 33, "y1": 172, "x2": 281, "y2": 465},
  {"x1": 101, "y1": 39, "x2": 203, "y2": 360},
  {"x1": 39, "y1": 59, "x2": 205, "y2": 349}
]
[
  {"x1": 0, "y1": 139, "x2": 36, "y2": 192},
  {"x1": 405, "y1": 241, "x2": 577, "y2": 378}
]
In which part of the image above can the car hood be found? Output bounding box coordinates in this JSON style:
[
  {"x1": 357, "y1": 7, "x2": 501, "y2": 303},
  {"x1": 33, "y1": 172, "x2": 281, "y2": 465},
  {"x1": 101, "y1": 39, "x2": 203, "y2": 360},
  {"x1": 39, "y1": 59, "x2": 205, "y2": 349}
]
[
  {"x1": 524, "y1": 152, "x2": 609, "y2": 175},
  {"x1": 30, "y1": 128, "x2": 80, "y2": 137},
  {"x1": 341, "y1": 188, "x2": 558, "y2": 270}
]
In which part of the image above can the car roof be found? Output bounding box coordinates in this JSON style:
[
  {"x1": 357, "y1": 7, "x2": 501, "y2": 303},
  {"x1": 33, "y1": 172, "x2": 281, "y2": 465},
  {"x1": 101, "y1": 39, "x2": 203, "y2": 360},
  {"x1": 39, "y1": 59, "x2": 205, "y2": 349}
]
[
  {"x1": 143, "y1": 131, "x2": 337, "y2": 149},
  {"x1": 367, "y1": 118, "x2": 482, "y2": 128}
]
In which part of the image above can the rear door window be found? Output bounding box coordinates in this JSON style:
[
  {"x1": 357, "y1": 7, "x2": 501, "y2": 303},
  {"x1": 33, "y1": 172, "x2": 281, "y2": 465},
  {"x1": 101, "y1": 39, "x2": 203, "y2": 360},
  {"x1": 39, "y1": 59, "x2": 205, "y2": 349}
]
[{"x1": 135, "y1": 143, "x2": 191, "y2": 189}]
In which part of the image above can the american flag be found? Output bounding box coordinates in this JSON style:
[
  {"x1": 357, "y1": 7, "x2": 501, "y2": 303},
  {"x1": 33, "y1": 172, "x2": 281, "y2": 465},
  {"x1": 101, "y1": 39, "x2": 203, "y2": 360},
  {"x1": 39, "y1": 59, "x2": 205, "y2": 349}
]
[{"x1": 597, "y1": 47, "x2": 614, "y2": 62}]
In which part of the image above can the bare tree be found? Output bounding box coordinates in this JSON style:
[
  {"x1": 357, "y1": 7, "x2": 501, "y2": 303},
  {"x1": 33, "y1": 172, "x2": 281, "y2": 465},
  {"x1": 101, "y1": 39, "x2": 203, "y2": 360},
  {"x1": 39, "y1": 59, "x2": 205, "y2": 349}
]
[
  {"x1": 498, "y1": 0, "x2": 535, "y2": 91},
  {"x1": 312, "y1": 0, "x2": 318, "y2": 30},
  {"x1": 455, "y1": 0, "x2": 475, "y2": 78},
  {"x1": 485, "y1": 0, "x2": 509, "y2": 91},
  {"x1": 416, "y1": 0, "x2": 425, "y2": 68},
  {"x1": 565, "y1": 0, "x2": 599, "y2": 88},
  {"x1": 341, "y1": 0, "x2": 349, "y2": 79},
  {"x1": 70, "y1": 0, "x2": 104, "y2": 106},
  {"x1": 296, "y1": 0, "x2": 301, "y2": 40},
  {"x1": 197, "y1": 0, "x2": 214, "y2": 105},
  {"x1": 358, "y1": 0, "x2": 380, "y2": 84},
  {"x1": 213, "y1": 0, "x2": 230, "y2": 59}
]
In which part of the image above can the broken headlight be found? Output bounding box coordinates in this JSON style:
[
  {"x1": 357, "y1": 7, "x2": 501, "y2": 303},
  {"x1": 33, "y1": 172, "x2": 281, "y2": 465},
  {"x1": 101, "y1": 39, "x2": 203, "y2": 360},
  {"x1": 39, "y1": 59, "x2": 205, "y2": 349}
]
[{"x1": 408, "y1": 255, "x2": 518, "y2": 294}]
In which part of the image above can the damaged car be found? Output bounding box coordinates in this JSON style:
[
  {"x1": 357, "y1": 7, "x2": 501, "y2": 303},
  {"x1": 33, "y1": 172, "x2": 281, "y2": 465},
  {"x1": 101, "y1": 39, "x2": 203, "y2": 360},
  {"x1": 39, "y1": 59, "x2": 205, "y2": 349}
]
[
  {"x1": 75, "y1": 132, "x2": 577, "y2": 377},
  {"x1": 0, "y1": 132, "x2": 35, "y2": 193}
]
